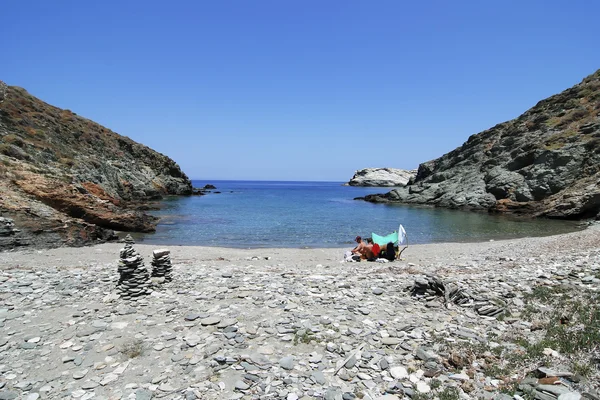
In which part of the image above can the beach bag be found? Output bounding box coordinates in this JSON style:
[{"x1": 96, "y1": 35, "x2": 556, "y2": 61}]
[{"x1": 372, "y1": 243, "x2": 380, "y2": 257}]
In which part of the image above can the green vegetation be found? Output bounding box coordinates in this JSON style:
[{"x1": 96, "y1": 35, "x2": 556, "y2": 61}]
[
  {"x1": 0, "y1": 143, "x2": 30, "y2": 161},
  {"x1": 293, "y1": 329, "x2": 318, "y2": 345},
  {"x1": 438, "y1": 387, "x2": 461, "y2": 400},
  {"x1": 439, "y1": 283, "x2": 599, "y2": 392},
  {"x1": 543, "y1": 127, "x2": 579, "y2": 150},
  {"x1": 58, "y1": 157, "x2": 75, "y2": 167},
  {"x1": 2, "y1": 134, "x2": 25, "y2": 147},
  {"x1": 119, "y1": 338, "x2": 144, "y2": 358}
]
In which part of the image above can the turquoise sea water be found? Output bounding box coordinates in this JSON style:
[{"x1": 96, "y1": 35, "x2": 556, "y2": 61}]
[{"x1": 135, "y1": 180, "x2": 583, "y2": 248}]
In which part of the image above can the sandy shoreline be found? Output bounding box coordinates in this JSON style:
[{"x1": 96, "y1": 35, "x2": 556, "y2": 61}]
[
  {"x1": 1, "y1": 223, "x2": 598, "y2": 270},
  {"x1": 0, "y1": 224, "x2": 598, "y2": 400}
]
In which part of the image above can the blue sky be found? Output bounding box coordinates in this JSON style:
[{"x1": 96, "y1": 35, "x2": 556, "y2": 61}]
[{"x1": 2, "y1": 1, "x2": 599, "y2": 181}]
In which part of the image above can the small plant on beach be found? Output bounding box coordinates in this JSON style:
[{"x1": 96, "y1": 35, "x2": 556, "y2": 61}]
[
  {"x1": 571, "y1": 360, "x2": 593, "y2": 377},
  {"x1": 120, "y1": 338, "x2": 144, "y2": 358},
  {"x1": 293, "y1": 329, "x2": 318, "y2": 345},
  {"x1": 523, "y1": 287, "x2": 600, "y2": 356},
  {"x1": 437, "y1": 387, "x2": 460, "y2": 400}
]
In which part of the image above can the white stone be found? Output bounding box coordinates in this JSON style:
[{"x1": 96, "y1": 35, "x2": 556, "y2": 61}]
[
  {"x1": 111, "y1": 322, "x2": 129, "y2": 330},
  {"x1": 416, "y1": 381, "x2": 431, "y2": 393},
  {"x1": 71, "y1": 390, "x2": 86, "y2": 398},
  {"x1": 113, "y1": 361, "x2": 129, "y2": 375},
  {"x1": 390, "y1": 366, "x2": 408, "y2": 380},
  {"x1": 100, "y1": 373, "x2": 119, "y2": 386}
]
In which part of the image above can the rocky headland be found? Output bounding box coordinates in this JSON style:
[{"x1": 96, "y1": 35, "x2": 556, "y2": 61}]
[
  {"x1": 0, "y1": 227, "x2": 598, "y2": 400},
  {"x1": 0, "y1": 81, "x2": 192, "y2": 250},
  {"x1": 347, "y1": 169, "x2": 417, "y2": 187},
  {"x1": 361, "y1": 69, "x2": 600, "y2": 220}
]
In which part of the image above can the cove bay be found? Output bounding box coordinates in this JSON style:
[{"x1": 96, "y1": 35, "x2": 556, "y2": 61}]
[{"x1": 137, "y1": 180, "x2": 583, "y2": 248}]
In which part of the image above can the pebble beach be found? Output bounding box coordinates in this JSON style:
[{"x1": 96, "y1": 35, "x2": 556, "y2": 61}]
[{"x1": 1, "y1": 225, "x2": 599, "y2": 400}]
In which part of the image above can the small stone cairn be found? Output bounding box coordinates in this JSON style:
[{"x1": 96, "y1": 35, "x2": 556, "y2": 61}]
[
  {"x1": 123, "y1": 234, "x2": 135, "y2": 245},
  {"x1": 151, "y1": 249, "x2": 173, "y2": 282},
  {"x1": 116, "y1": 236, "x2": 151, "y2": 300}
]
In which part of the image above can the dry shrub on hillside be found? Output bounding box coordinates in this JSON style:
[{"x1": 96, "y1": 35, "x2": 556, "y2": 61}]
[{"x1": 0, "y1": 81, "x2": 7, "y2": 103}]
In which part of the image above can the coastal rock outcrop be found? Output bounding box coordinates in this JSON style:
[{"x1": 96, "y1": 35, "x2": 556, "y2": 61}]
[
  {"x1": 347, "y1": 168, "x2": 417, "y2": 187},
  {"x1": 363, "y1": 69, "x2": 600, "y2": 219},
  {"x1": 0, "y1": 82, "x2": 193, "y2": 249}
]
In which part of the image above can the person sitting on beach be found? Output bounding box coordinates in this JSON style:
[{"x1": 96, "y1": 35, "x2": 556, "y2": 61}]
[{"x1": 352, "y1": 236, "x2": 375, "y2": 260}]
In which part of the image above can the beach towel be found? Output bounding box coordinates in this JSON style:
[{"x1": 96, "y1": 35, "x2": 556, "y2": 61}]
[{"x1": 372, "y1": 231, "x2": 398, "y2": 247}]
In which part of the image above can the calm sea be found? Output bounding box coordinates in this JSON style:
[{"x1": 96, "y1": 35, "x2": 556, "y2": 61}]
[{"x1": 134, "y1": 180, "x2": 583, "y2": 248}]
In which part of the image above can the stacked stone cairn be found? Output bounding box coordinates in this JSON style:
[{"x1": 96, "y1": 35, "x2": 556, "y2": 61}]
[
  {"x1": 124, "y1": 234, "x2": 135, "y2": 245},
  {"x1": 151, "y1": 249, "x2": 173, "y2": 282},
  {"x1": 116, "y1": 241, "x2": 151, "y2": 300}
]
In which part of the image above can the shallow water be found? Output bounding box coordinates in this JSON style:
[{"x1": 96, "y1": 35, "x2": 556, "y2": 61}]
[{"x1": 133, "y1": 180, "x2": 583, "y2": 248}]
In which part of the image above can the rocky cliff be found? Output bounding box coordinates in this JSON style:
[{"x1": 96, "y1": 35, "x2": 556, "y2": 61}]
[
  {"x1": 347, "y1": 168, "x2": 417, "y2": 187},
  {"x1": 0, "y1": 82, "x2": 192, "y2": 249},
  {"x1": 362, "y1": 69, "x2": 600, "y2": 220}
]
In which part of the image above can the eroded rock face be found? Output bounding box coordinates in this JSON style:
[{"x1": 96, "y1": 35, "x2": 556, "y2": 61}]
[
  {"x1": 347, "y1": 168, "x2": 417, "y2": 187},
  {"x1": 0, "y1": 82, "x2": 193, "y2": 249},
  {"x1": 363, "y1": 69, "x2": 600, "y2": 219}
]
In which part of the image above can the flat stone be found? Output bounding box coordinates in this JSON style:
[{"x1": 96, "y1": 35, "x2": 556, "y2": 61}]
[
  {"x1": 200, "y1": 317, "x2": 220, "y2": 326},
  {"x1": 73, "y1": 369, "x2": 88, "y2": 379},
  {"x1": 558, "y1": 394, "x2": 582, "y2": 400},
  {"x1": 381, "y1": 337, "x2": 401, "y2": 346},
  {"x1": 217, "y1": 318, "x2": 237, "y2": 328},
  {"x1": 100, "y1": 373, "x2": 119, "y2": 386},
  {"x1": 537, "y1": 367, "x2": 573, "y2": 377},
  {"x1": 71, "y1": 390, "x2": 86, "y2": 398},
  {"x1": 311, "y1": 371, "x2": 326, "y2": 385},
  {"x1": 416, "y1": 381, "x2": 430, "y2": 393},
  {"x1": 0, "y1": 391, "x2": 19, "y2": 400},
  {"x1": 184, "y1": 313, "x2": 200, "y2": 321},
  {"x1": 415, "y1": 347, "x2": 437, "y2": 361},
  {"x1": 537, "y1": 385, "x2": 571, "y2": 396},
  {"x1": 448, "y1": 373, "x2": 470, "y2": 381},
  {"x1": 184, "y1": 335, "x2": 201, "y2": 347},
  {"x1": 81, "y1": 381, "x2": 99, "y2": 390},
  {"x1": 390, "y1": 366, "x2": 408, "y2": 380},
  {"x1": 234, "y1": 380, "x2": 250, "y2": 390},
  {"x1": 136, "y1": 389, "x2": 153, "y2": 400},
  {"x1": 279, "y1": 356, "x2": 294, "y2": 370},
  {"x1": 159, "y1": 383, "x2": 176, "y2": 392},
  {"x1": 344, "y1": 355, "x2": 357, "y2": 369}
]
